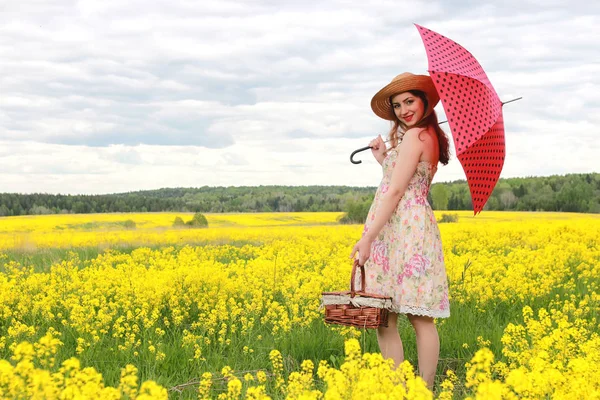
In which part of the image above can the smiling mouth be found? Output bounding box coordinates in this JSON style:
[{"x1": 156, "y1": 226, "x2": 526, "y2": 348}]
[{"x1": 404, "y1": 115, "x2": 413, "y2": 122}]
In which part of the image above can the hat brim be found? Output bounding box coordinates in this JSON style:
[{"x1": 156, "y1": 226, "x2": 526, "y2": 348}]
[{"x1": 371, "y1": 75, "x2": 440, "y2": 121}]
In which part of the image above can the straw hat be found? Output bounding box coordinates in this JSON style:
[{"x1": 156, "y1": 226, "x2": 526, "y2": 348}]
[{"x1": 371, "y1": 72, "x2": 440, "y2": 121}]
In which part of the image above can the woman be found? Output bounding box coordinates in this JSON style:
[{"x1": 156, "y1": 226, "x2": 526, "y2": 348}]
[{"x1": 350, "y1": 72, "x2": 451, "y2": 389}]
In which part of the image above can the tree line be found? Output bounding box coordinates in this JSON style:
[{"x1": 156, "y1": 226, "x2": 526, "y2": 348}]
[
  {"x1": 429, "y1": 173, "x2": 599, "y2": 213},
  {"x1": 0, "y1": 173, "x2": 598, "y2": 217}
]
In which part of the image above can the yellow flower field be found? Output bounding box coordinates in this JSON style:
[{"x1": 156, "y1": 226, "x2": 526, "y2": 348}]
[
  {"x1": 0, "y1": 212, "x2": 343, "y2": 251},
  {"x1": 0, "y1": 211, "x2": 599, "y2": 399}
]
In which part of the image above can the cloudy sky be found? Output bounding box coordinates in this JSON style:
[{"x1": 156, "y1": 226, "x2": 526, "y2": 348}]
[{"x1": 1, "y1": 0, "x2": 599, "y2": 195}]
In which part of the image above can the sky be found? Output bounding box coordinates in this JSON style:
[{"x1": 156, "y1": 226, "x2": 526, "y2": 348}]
[{"x1": 1, "y1": 0, "x2": 599, "y2": 195}]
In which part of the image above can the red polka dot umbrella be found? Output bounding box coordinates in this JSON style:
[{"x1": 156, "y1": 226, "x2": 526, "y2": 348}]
[{"x1": 415, "y1": 24, "x2": 511, "y2": 214}]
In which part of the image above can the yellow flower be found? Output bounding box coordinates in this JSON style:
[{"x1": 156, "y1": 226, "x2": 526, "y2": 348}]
[
  {"x1": 198, "y1": 372, "x2": 213, "y2": 399},
  {"x1": 256, "y1": 370, "x2": 268, "y2": 384}
]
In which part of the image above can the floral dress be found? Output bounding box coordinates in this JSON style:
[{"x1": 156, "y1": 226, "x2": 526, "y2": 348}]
[{"x1": 360, "y1": 145, "x2": 450, "y2": 318}]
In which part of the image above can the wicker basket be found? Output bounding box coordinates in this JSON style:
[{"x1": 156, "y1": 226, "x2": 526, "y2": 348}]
[{"x1": 321, "y1": 260, "x2": 393, "y2": 329}]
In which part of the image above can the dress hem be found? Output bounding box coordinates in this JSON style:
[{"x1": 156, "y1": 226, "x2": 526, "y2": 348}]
[{"x1": 388, "y1": 304, "x2": 450, "y2": 319}]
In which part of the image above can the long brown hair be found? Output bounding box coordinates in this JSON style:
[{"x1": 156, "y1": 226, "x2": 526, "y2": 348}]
[{"x1": 387, "y1": 90, "x2": 450, "y2": 165}]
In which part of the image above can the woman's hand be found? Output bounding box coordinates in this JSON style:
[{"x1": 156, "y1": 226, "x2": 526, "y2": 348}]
[
  {"x1": 350, "y1": 236, "x2": 373, "y2": 266},
  {"x1": 369, "y1": 135, "x2": 387, "y2": 165}
]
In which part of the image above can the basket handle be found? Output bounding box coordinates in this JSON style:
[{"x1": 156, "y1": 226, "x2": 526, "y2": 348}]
[{"x1": 349, "y1": 259, "x2": 366, "y2": 298}]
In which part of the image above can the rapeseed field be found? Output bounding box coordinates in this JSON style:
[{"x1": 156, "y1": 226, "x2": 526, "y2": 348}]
[{"x1": 0, "y1": 211, "x2": 598, "y2": 399}]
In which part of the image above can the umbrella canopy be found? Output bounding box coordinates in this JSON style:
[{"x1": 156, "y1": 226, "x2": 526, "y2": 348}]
[{"x1": 415, "y1": 24, "x2": 505, "y2": 215}]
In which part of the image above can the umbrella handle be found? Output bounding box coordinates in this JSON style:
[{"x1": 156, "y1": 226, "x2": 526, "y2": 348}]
[{"x1": 350, "y1": 145, "x2": 372, "y2": 164}]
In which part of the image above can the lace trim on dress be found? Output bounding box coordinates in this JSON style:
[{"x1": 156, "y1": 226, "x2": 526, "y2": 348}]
[{"x1": 389, "y1": 304, "x2": 450, "y2": 319}]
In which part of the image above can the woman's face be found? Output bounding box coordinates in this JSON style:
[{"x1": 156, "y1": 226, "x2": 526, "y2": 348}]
[{"x1": 391, "y1": 92, "x2": 425, "y2": 127}]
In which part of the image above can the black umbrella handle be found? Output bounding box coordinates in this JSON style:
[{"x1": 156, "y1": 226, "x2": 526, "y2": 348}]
[{"x1": 350, "y1": 145, "x2": 372, "y2": 164}]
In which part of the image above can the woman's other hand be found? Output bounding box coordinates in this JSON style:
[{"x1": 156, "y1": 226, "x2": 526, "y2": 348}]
[{"x1": 370, "y1": 135, "x2": 387, "y2": 165}]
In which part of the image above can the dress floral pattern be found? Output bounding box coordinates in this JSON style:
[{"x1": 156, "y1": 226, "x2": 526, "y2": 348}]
[{"x1": 359, "y1": 146, "x2": 450, "y2": 318}]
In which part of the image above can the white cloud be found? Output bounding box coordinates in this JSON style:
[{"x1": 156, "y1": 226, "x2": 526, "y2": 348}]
[{"x1": 0, "y1": 0, "x2": 598, "y2": 194}]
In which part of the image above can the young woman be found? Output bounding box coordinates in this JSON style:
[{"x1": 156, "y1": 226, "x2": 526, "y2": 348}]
[{"x1": 350, "y1": 72, "x2": 451, "y2": 389}]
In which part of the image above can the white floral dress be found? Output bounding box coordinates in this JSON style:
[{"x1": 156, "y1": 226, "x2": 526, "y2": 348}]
[{"x1": 360, "y1": 145, "x2": 450, "y2": 318}]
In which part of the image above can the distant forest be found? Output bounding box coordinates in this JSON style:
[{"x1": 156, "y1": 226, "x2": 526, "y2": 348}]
[{"x1": 0, "y1": 173, "x2": 598, "y2": 216}]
